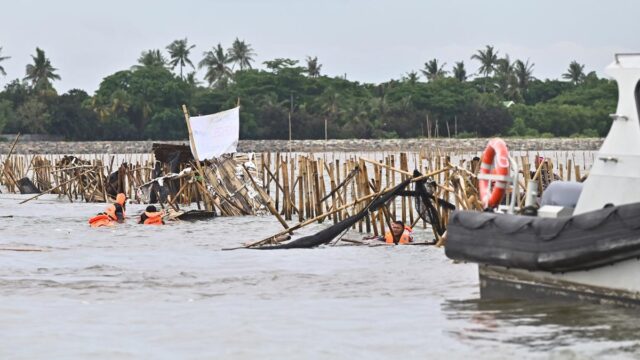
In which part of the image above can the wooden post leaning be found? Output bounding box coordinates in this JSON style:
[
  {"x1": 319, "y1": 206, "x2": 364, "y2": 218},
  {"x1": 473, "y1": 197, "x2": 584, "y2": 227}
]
[{"x1": 182, "y1": 104, "x2": 213, "y2": 212}]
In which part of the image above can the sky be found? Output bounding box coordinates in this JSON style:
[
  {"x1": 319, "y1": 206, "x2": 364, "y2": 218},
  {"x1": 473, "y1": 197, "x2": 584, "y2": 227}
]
[{"x1": 0, "y1": 0, "x2": 637, "y2": 94}]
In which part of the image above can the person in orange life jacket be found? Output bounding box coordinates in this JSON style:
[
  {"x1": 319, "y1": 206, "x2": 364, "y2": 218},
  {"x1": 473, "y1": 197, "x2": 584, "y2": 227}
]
[
  {"x1": 106, "y1": 193, "x2": 127, "y2": 223},
  {"x1": 88, "y1": 193, "x2": 126, "y2": 227},
  {"x1": 139, "y1": 205, "x2": 164, "y2": 225},
  {"x1": 381, "y1": 220, "x2": 413, "y2": 244}
]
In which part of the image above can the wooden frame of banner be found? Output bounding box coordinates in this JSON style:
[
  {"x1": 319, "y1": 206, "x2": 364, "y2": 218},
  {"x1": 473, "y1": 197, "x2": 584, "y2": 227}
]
[{"x1": 181, "y1": 104, "x2": 214, "y2": 212}]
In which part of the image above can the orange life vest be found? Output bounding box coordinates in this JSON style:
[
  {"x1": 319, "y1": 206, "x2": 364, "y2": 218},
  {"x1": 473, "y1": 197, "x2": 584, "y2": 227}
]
[
  {"x1": 384, "y1": 230, "x2": 412, "y2": 244},
  {"x1": 105, "y1": 203, "x2": 126, "y2": 221},
  {"x1": 88, "y1": 213, "x2": 115, "y2": 228},
  {"x1": 142, "y1": 211, "x2": 164, "y2": 225}
]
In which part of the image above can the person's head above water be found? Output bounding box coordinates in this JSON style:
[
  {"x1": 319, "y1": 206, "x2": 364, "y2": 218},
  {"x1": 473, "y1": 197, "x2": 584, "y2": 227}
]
[
  {"x1": 116, "y1": 193, "x2": 126, "y2": 205},
  {"x1": 146, "y1": 205, "x2": 157, "y2": 213},
  {"x1": 391, "y1": 220, "x2": 405, "y2": 236}
]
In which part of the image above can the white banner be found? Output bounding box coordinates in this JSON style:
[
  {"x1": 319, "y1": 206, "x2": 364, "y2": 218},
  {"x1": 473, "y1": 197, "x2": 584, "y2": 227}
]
[{"x1": 188, "y1": 107, "x2": 239, "y2": 160}]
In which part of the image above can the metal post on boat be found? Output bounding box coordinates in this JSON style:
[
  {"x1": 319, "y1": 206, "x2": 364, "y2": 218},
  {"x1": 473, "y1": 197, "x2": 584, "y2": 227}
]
[
  {"x1": 524, "y1": 181, "x2": 538, "y2": 209},
  {"x1": 507, "y1": 155, "x2": 519, "y2": 215}
]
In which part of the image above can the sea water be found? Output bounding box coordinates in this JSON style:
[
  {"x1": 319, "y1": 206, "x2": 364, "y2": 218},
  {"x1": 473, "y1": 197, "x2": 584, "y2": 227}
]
[{"x1": 0, "y1": 192, "x2": 638, "y2": 359}]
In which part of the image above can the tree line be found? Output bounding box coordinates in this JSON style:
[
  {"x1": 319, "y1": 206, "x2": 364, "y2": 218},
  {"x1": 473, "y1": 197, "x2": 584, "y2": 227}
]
[{"x1": 0, "y1": 42, "x2": 616, "y2": 140}]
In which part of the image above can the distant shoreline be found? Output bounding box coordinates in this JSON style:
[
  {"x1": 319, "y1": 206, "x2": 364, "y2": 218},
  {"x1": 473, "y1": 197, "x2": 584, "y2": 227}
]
[{"x1": 0, "y1": 138, "x2": 603, "y2": 155}]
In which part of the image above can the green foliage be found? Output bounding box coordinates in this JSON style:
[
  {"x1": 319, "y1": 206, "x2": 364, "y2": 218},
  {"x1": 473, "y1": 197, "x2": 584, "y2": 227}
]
[
  {"x1": 0, "y1": 99, "x2": 13, "y2": 133},
  {"x1": 524, "y1": 79, "x2": 572, "y2": 104},
  {"x1": 144, "y1": 108, "x2": 186, "y2": 140},
  {"x1": 507, "y1": 117, "x2": 528, "y2": 136},
  {"x1": 136, "y1": 49, "x2": 167, "y2": 69},
  {"x1": 15, "y1": 98, "x2": 50, "y2": 133},
  {"x1": 263, "y1": 58, "x2": 300, "y2": 73},
  {"x1": 89, "y1": 66, "x2": 190, "y2": 139},
  {"x1": 100, "y1": 116, "x2": 137, "y2": 140},
  {"x1": 0, "y1": 42, "x2": 618, "y2": 140},
  {"x1": 508, "y1": 77, "x2": 615, "y2": 137},
  {"x1": 49, "y1": 89, "x2": 98, "y2": 140},
  {"x1": 455, "y1": 131, "x2": 475, "y2": 139}
]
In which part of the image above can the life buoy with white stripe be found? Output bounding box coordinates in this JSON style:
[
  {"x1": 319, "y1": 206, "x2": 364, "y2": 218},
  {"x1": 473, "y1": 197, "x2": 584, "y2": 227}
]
[{"x1": 479, "y1": 138, "x2": 510, "y2": 209}]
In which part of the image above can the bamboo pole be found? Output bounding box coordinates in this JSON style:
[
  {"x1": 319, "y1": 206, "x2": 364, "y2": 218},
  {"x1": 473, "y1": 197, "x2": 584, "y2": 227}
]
[
  {"x1": 182, "y1": 104, "x2": 212, "y2": 211},
  {"x1": 275, "y1": 152, "x2": 281, "y2": 211},
  {"x1": 242, "y1": 164, "x2": 290, "y2": 231},
  {"x1": 240, "y1": 166, "x2": 451, "y2": 248},
  {"x1": 242, "y1": 189, "x2": 389, "y2": 249},
  {"x1": 290, "y1": 156, "x2": 296, "y2": 216},
  {"x1": 1, "y1": 133, "x2": 21, "y2": 190},
  {"x1": 400, "y1": 153, "x2": 407, "y2": 225},
  {"x1": 281, "y1": 158, "x2": 291, "y2": 220},
  {"x1": 297, "y1": 169, "x2": 304, "y2": 223},
  {"x1": 20, "y1": 169, "x2": 94, "y2": 204}
]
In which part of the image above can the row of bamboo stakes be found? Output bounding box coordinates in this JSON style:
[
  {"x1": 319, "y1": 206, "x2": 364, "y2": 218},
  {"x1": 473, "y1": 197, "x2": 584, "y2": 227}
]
[
  {"x1": 0, "y1": 145, "x2": 594, "y2": 243},
  {"x1": 0, "y1": 153, "x2": 156, "y2": 204},
  {"x1": 245, "y1": 149, "x2": 593, "y2": 245}
]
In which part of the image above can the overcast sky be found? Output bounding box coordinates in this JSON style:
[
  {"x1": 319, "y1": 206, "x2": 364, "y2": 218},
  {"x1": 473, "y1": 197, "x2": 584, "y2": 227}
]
[{"x1": 0, "y1": 0, "x2": 637, "y2": 94}]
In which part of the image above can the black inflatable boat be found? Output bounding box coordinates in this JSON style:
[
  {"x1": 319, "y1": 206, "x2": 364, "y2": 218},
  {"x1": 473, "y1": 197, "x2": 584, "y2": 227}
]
[{"x1": 445, "y1": 202, "x2": 640, "y2": 273}]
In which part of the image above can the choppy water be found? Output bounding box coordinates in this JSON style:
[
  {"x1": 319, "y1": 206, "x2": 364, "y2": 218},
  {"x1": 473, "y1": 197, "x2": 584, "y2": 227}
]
[{"x1": 1, "y1": 194, "x2": 639, "y2": 359}]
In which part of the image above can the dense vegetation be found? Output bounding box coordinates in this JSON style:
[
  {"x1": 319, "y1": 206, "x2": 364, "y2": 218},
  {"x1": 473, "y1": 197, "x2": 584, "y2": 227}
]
[{"x1": 0, "y1": 42, "x2": 617, "y2": 140}]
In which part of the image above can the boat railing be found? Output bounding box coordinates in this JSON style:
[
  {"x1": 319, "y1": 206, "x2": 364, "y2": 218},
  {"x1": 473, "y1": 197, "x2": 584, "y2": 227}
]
[{"x1": 615, "y1": 53, "x2": 640, "y2": 64}]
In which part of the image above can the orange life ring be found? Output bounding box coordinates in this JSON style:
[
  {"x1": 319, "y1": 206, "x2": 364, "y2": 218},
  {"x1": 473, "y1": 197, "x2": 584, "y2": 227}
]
[{"x1": 478, "y1": 138, "x2": 510, "y2": 209}]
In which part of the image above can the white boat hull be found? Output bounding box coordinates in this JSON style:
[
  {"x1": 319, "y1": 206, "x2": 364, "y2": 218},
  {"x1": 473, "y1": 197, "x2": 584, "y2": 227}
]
[{"x1": 478, "y1": 258, "x2": 640, "y2": 306}]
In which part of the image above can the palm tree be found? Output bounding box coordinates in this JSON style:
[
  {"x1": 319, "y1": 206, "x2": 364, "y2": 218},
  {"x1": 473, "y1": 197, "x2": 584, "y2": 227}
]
[
  {"x1": 494, "y1": 55, "x2": 520, "y2": 100},
  {"x1": 319, "y1": 87, "x2": 342, "y2": 139},
  {"x1": 0, "y1": 47, "x2": 10, "y2": 76},
  {"x1": 24, "y1": 47, "x2": 61, "y2": 89},
  {"x1": 452, "y1": 61, "x2": 467, "y2": 82},
  {"x1": 109, "y1": 89, "x2": 132, "y2": 116},
  {"x1": 471, "y1": 45, "x2": 499, "y2": 78},
  {"x1": 369, "y1": 95, "x2": 390, "y2": 118},
  {"x1": 199, "y1": 44, "x2": 233, "y2": 87},
  {"x1": 562, "y1": 61, "x2": 586, "y2": 85},
  {"x1": 403, "y1": 71, "x2": 420, "y2": 84},
  {"x1": 185, "y1": 71, "x2": 201, "y2": 87},
  {"x1": 320, "y1": 88, "x2": 341, "y2": 118},
  {"x1": 494, "y1": 55, "x2": 513, "y2": 77},
  {"x1": 136, "y1": 49, "x2": 167, "y2": 68},
  {"x1": 305, "y1": 56, "x2": 322, "y2": 77},
  {"x1": 421, "y1": 59, "x2": 447, "y2": 81},
  {"x1": 513, "y1": 59, "x2": 535, "y2": 94},
  {"x1": 166, "y1": 38, "x2": 195, "y2": 79},
  {"x1": 228, "y1": 38, "x2": 256, "y2": 71}
]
